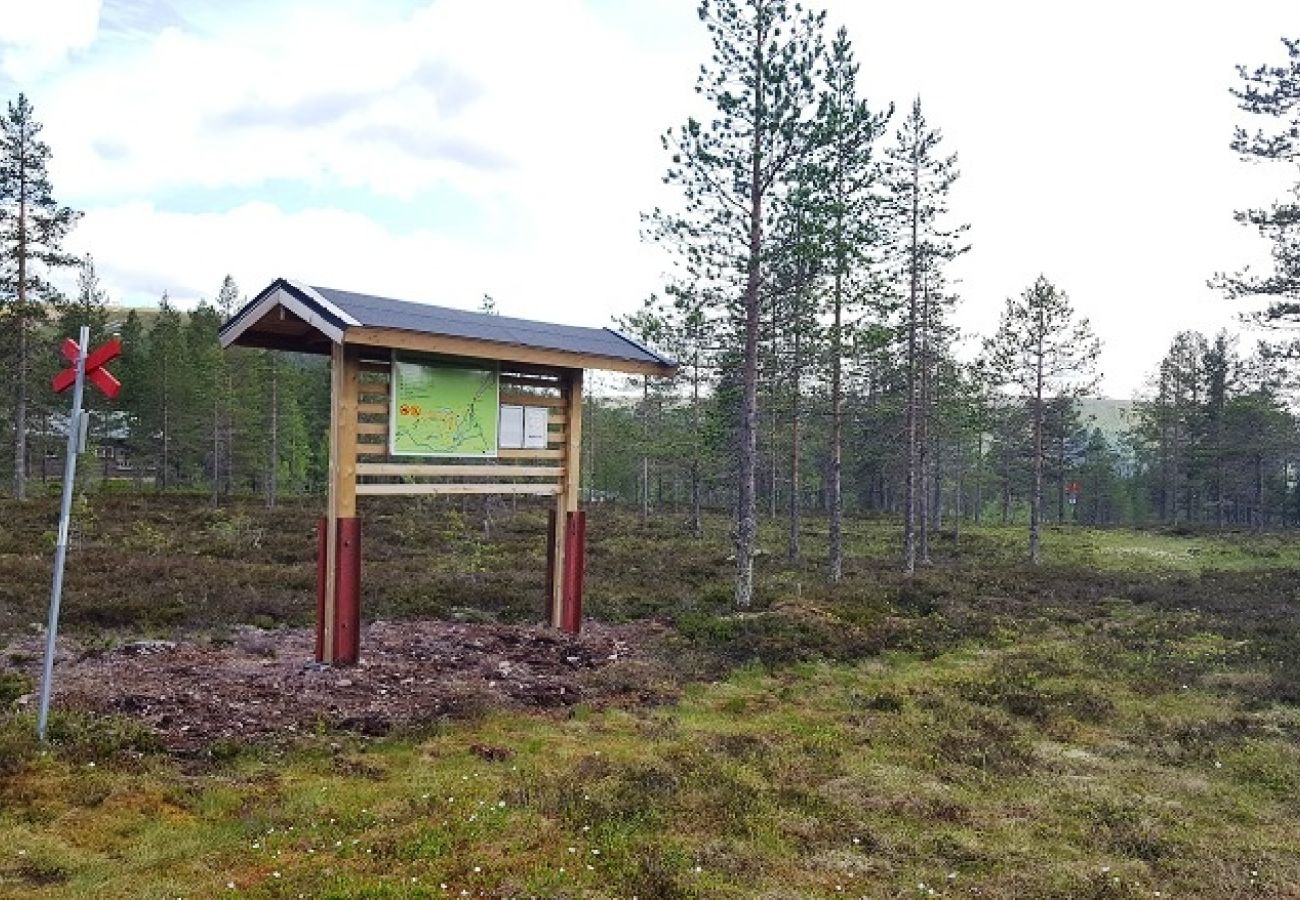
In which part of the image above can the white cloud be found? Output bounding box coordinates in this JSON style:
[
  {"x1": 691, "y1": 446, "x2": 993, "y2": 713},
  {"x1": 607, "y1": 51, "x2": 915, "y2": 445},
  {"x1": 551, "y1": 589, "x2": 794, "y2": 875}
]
[
  {"x1": 0, "y1": 0, "x2": 100, "y2": 81},
  {"x1": 43, "y1": 0, "x2": 696, "y2": 340},
  {"x1": 73, "y1": 198, "x2": 666, "y2": 329}
]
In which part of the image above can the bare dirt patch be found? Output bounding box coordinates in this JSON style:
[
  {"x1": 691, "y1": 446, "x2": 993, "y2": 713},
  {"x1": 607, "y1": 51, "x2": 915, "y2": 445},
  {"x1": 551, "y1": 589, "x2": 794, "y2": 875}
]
[{"x1": 4, "y1": 619, "x2": 673, "y2": 752}]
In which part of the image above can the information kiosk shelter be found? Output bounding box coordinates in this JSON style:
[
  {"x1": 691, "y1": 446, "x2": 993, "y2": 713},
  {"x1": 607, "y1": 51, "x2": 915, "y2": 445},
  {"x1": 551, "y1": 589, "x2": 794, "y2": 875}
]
[{"x1": 219, "y1": 279, "x2": 675, "y2": 665}]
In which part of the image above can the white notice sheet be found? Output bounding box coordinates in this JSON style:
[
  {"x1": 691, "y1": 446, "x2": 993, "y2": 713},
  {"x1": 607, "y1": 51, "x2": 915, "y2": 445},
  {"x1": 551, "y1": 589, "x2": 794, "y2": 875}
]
[
  {"x1": 524, "y1": 406, "x2": 549, "y2": 449},
  {"x1": 499, "y1": 404, "x2": 524, "y2": 449}
]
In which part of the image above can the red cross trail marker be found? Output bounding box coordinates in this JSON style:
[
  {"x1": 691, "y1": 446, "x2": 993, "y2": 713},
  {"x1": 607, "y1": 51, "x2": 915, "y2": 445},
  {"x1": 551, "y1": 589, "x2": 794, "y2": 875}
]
[
  {"x1": 38, "y1": 328, "x2": 123, "y2": 741},
  {"x1": 53, "y1": 336, "x2": 121, "y2": 398}
]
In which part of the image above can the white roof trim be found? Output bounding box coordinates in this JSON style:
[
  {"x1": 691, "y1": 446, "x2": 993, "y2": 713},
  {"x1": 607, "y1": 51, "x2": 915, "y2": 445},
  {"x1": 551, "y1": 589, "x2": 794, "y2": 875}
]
[
  {"x1": 218, "y1": 285, "x2": 344, "y2": 348},
  {"x1": 286, "y1": 279, "x2": 360, "y2": 326}
]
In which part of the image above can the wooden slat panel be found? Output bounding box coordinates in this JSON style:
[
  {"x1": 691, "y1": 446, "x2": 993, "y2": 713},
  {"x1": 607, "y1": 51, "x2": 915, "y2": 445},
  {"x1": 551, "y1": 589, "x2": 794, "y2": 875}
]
[
  {"x1": 357, "y1": 482, "x2": 561, "y2": 496},
  {"x1": 501, "y1": 392, "x2": 566, "y2": 408},
  {"x1": 355, "y1": 421, "x2": 388, "y2": 436},
  {"x1": 498, "y1": 448, "x2": 565, "y2": 460},
  {"x1": 356, "y1": 463, "x2": 562, "y2": 478},
  {"x1": 357, "y1": 402, "x2": 389, "y2": 416},
  {"x1": 358, "y1": 360, "x2": 391, "y2": 374}
]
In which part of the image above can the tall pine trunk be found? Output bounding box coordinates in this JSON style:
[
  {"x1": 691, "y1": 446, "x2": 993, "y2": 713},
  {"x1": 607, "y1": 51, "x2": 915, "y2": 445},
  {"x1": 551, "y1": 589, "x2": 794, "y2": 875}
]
[
  {"x1": 734, "y1": 41, "x2": 765, "y2": 609},
  {"x1": 690, "y1": 353, "x2": 703, "y2": 538},
  {"x1": 787, "y1": 316, "x2": 801, "y2": 563},
  {"x1": 903, "y1": 154, "x2": 920, "y2": 576},
  {"x1": 1030, "y1": 326, "x2": 1045, "y2": 565},
  {"x1": 12, "y1": 187, "x2": 28, "y2": 501},
  {"x1": 918, "y1": 274, "x2": 932, "y2": 565},
  {"x1": 829, "y1": 269, "x2": 844, "y2": 581}
]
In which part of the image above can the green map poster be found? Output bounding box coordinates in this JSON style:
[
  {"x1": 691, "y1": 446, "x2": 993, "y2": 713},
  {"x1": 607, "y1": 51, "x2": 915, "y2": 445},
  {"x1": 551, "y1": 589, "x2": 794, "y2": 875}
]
[{"x1": 389, "y1": 356, "x2": 499, "y2": 457}]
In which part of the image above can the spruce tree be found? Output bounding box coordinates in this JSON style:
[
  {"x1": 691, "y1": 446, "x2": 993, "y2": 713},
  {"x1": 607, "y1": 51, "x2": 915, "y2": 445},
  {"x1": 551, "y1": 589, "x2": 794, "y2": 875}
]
[{"x1": 0, "y1": 93, "x2": 81, "y2": 499}]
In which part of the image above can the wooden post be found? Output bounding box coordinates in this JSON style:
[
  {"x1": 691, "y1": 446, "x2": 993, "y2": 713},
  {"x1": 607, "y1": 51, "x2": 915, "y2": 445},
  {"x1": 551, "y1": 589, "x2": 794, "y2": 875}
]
[
  {"x1": 320, "y1": 343, "x2": 360, "y2": 664},
  {"x1": 548, "y1": 375, "x2": 569, "y2": 628},
  {"x1": 560, "y1": 369, "x2": 584, "y2": 632}
]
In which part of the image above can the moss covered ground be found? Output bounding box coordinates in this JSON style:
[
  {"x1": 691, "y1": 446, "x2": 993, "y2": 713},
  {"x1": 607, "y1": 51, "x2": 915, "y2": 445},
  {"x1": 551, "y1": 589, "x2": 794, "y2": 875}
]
[{"x1": 2, "y1": 495, "x2": 1299, "y2": 898}]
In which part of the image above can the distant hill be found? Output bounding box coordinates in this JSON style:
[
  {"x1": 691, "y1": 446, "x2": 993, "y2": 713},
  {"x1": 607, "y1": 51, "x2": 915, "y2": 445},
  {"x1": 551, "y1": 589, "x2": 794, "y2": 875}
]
[{"x1": 1078, "y1": 398, "x2": 1133, "y2": 445}]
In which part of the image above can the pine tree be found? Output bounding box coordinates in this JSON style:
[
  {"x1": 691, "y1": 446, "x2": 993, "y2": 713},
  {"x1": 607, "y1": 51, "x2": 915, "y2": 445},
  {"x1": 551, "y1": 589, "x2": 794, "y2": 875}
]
[
  {"x1": 654, "y1": 0, "x2": 825, "y2": 607},
  {"x1": 883, "y1": 97, "x2": 968, "y2": 573},
  {"x1": 814, "y1": 27, "x2": 891, "y2": 580},
  {"x1": 0, "y1": 93, "x2": 81, "y2": 499},
  {"x1": 1213, "y1": 38, "x2": 1300, "y2": 318},
  {"x1": 985, "y1": 276, "x2": 1101, "y2": 564},
  {"x1": 768, "y1": 180, "x2": 823, "y2": 562}
]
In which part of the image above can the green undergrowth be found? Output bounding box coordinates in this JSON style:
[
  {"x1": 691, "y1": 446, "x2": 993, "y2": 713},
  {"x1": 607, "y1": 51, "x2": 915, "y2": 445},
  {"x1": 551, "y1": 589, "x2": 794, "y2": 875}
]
[
  {"x1": 2, "y1": 607, "x2": 1298, "y2": 898},
  {"x1": 3, "y1": 496, "x2": 1300, "y2": 896}
]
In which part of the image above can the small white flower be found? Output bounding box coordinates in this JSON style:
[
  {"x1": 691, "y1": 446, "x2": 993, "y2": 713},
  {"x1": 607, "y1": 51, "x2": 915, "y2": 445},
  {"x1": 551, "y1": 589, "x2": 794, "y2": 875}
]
[
  {"x1": 473, "y1": 866, "x2": 481, "y2": 873},
  {"x1": 272, "y1": 871, "x2": 281, "y2": 878}
]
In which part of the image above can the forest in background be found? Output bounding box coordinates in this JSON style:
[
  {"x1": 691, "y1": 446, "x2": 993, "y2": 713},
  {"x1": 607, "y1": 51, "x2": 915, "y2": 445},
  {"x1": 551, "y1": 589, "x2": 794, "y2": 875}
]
[{"x1": 1, "y1": 6, "x2": 1299, "y2": 586}]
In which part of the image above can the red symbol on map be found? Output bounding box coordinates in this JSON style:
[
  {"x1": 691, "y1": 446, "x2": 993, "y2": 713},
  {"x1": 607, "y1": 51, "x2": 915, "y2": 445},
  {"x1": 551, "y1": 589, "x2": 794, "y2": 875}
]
[{"x1": 52, "y1": 337, "x2": 122, "y2": 399}]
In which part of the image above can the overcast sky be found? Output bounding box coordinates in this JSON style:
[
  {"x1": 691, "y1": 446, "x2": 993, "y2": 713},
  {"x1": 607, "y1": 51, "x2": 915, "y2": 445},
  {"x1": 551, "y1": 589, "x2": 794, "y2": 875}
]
[{"x1": 0, "y1": 0, "x2": 1295, "y2": 395}]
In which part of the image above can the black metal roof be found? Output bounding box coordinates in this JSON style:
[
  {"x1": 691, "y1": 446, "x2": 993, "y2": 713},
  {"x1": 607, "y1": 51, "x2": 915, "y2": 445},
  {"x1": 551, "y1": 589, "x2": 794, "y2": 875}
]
[{"x1": 219, "y1": 278, "x2": 675, "y2": 371}]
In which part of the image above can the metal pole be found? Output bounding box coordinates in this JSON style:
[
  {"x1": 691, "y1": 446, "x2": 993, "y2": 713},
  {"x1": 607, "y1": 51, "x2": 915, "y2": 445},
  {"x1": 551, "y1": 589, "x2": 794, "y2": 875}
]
[{"x1": 37, "y1": 325, "x2": 88, "y2": 741}]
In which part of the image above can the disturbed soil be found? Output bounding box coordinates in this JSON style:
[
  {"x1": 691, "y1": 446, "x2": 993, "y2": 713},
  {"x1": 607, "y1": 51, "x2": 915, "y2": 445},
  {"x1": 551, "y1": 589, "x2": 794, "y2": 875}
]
[{"x1": 3, "y1": 619, "x2": 674, "y2": 752}]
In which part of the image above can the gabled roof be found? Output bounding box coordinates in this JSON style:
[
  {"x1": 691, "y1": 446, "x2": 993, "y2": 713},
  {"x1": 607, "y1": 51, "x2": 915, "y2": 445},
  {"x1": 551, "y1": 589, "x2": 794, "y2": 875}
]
[{"x1": 218, "y1": 278, "x2": 676, "y2": 376}]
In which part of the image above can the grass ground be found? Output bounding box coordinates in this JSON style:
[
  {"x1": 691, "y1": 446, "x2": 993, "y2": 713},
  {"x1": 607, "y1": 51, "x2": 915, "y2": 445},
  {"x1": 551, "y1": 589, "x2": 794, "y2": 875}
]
[{"x1": 2, "y1": 494, "x2": 1300, "y2": 898}]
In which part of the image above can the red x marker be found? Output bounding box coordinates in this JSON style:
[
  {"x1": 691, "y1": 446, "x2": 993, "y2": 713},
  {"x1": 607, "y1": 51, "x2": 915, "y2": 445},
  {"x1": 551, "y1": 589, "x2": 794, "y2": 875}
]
[{"x1": 52, "y1": 337, "x2": 121, "y2": 399}]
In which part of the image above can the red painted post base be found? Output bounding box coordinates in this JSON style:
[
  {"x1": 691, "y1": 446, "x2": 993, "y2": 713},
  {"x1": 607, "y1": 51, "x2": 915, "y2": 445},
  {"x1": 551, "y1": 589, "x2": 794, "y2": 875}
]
[
  {"x1": 315, "y1": 517, "x2": 362, "y2": 665},
  {"x1": 561, "y1": 510, "x2": 586, "y2": 634}
]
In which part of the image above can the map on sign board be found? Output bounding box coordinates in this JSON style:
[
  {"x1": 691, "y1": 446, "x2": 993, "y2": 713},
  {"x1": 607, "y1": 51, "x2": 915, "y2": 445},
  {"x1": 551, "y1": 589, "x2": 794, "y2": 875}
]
[{"x1": 389, "y1": 356, "x2": 499, "y2": 456}]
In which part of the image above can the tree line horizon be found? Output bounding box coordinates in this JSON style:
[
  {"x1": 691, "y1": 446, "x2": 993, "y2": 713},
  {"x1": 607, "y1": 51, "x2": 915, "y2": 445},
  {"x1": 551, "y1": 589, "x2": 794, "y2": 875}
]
[{"x1": 1, "y1": 5, "x2": 1298, "y2": 603}]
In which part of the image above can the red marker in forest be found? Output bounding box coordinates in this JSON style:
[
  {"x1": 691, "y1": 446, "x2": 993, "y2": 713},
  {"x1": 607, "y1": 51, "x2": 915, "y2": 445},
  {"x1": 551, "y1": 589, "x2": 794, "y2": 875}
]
[{"x1": 53, "y1": 336, "x2": 121, "y2": 398}]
